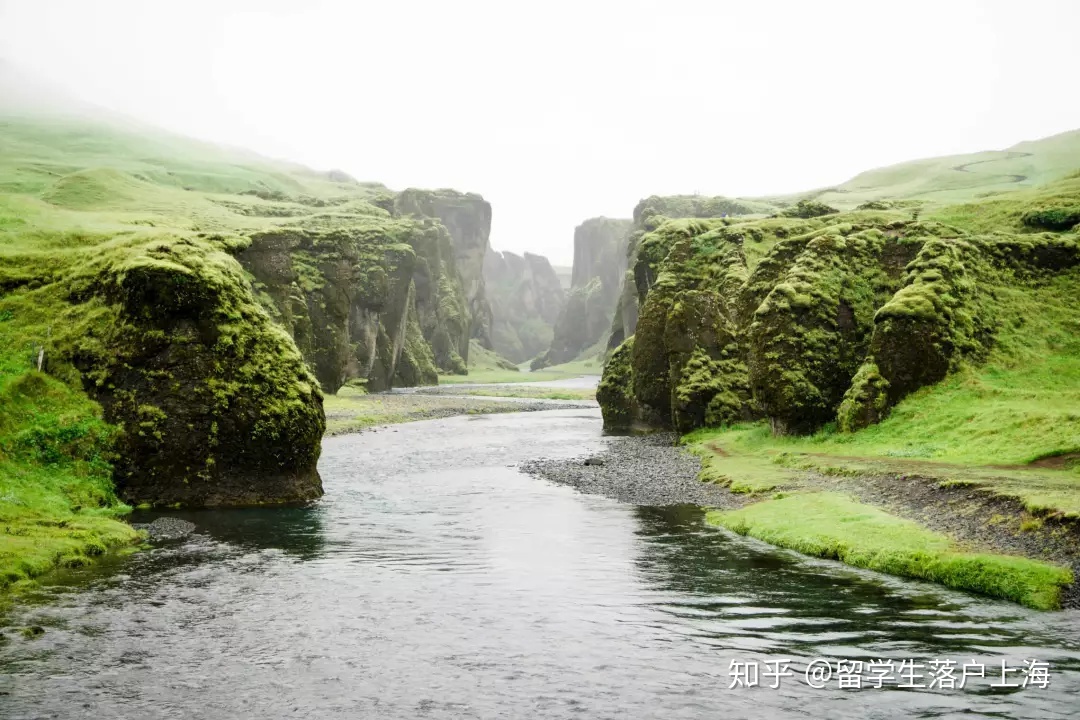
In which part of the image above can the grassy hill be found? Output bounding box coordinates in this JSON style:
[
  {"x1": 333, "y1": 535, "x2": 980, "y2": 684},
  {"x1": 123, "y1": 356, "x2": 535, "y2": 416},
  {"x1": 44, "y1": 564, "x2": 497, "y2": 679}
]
[
  {"x1": 756, "y1": 129, "x2": 1080, "y2": 210},
  {"x1": 0, "y1": 112, "x2": 392, "y2": 242},
  {"x1": 0, "y1": 105, "x2": 400, "y2": 588}
]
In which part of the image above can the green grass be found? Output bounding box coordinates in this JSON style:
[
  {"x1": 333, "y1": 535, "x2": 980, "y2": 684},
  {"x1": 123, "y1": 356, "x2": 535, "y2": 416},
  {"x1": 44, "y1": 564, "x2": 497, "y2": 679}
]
[
  {"x1": 756, "y1": 129, "x2": 1080, "y2": 211},
  {"x1": 692, "y1": 446, "x2": 794, "y2": 494},
  {"x1": 433, "y1": 386, "x2": 596, "y2": 401},
  {"x1": 439, "y1": 357, "x2": 603, "y2": 385},
  {"x1": 0, "y1": 370, "x2": 138, "y2": 589},
  {"x1": 707, "y1": 492, "x2": 1073, "y2": 610}
]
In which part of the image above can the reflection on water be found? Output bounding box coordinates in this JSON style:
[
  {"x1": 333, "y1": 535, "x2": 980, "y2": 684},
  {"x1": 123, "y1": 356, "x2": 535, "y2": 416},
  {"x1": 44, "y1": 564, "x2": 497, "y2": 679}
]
[
  {"x1": 1, "y1": 409, "x2": 1077, "y2": 719},
  {"x1": 128, "y1": 506, "x2": 327, "y2": 560}
]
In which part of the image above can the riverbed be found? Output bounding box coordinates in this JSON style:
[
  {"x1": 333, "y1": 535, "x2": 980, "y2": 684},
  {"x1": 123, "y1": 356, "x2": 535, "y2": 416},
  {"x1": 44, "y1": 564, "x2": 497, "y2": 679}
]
[{"x1": 2, "y1": 408, "x2": 1078, "y2": 719}]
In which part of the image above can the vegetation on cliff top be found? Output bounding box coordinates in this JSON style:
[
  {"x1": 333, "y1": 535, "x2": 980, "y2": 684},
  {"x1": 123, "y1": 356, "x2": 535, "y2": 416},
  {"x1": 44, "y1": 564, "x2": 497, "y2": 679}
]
[
  {"x1": 0, "y1": 106, "x2": 467, "y2": 584},
  {"x1": 600, "y1": 160, "x2": 1080, "y2": 608}
]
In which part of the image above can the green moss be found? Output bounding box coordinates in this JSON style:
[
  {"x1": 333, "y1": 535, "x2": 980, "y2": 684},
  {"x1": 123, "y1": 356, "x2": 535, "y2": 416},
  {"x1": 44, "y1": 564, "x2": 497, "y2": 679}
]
[
  {"x1": 597, "y1": 337, "x2": 636, "y2": 429},
  {"x1": 606, "y1": 175, "x2": 1080, "y2": 442},
  {"x1": 0, "y1": 370, "x2": 139, "y2": 589},
  {"x1": 1, "y1": 230, "x2": 325, "y2": 508},
  {"x1": 748, "y1": 228, "x2": 900, "y2": 434},
  {"x1": 778, "y1": 199, "x2": 839, "y2": 219},
  {"x1": 1021, "y1": 205, "x2": 1080, "y2": 232},
  {"x1": 707, "y1": 492, "x2": 1073, "y2": 610},
  {"x1": 836, "y1": 361, "x2": 890, "y2": 432}
]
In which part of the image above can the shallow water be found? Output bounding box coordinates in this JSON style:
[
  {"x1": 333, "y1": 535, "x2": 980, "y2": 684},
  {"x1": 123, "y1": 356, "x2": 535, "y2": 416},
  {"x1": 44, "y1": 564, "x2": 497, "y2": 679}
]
[{"x1": 2, "y1": 408, "x2": 1078, "y2": 719}]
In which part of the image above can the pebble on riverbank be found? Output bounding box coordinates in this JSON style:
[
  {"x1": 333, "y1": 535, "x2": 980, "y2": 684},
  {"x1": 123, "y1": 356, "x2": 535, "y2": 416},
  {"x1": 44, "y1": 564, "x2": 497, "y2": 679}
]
[
  {"x1": 521, "y1": 433, "x2": 742, "y2": 508},
  {"x1": 129, "y1": 517, "x2": 197, "y2": 541}
]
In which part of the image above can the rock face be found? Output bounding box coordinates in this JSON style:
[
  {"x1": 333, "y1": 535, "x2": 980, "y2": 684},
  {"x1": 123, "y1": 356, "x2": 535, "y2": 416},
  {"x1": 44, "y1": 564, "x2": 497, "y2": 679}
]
[
  {"x1": 238, "y1": 203, "x2": 482, "y2": 391},
  {"x1": 607, "y1": 195, "x2": 774, "y2": 351},
  {"x1": 395, "y1": 189, "x2": 495, "y2": 357},
  {"x1": 40, "y1": 235, "x2": 326, "y2": 507},
  {"x1": 484, "y1": 249, "x2": 565, "y2": 363},
  {"x1": 533, "y1": 217, "x2": 632, "y2": 368},
  {"x1": 598, "y1": 207, "x2": 1080, "y2": 436}
]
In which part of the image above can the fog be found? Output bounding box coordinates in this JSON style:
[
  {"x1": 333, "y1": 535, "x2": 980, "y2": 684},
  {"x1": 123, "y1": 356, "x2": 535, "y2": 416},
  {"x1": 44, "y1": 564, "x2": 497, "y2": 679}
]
[{"x1": 1, "y1": 0, "x2": 1078, "y2": 265}]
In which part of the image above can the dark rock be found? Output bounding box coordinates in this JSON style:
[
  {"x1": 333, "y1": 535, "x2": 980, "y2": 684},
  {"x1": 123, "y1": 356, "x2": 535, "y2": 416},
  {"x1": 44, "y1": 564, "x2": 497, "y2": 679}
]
[
  {"x1": 534, "y1": 217, "x2": 632, "y2": 368},
  {"x1": 133, "y1": 517, "x2": 197, "y2": 541}
]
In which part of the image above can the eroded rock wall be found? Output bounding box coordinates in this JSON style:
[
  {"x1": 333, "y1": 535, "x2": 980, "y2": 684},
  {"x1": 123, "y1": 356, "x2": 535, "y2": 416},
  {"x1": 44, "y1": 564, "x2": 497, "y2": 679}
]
[
  {"x1": 30, "y1": 235, "x2": 326, "y2": 507},
  {"x1": 485, "y1": 249, "x2": 565, "y2": 363},
  {"x1": 607, "y1": 194, "x2": 775, "y2": 351},
  {"x1": 395, "y1": 189, "x2": 495, "y2": 358},
  {"x1": 599, "y1": 209, "x2": 1080, "y2": 436},
  {"x1": 534, "y1": 217, "x2": 631, "y2": 368}
]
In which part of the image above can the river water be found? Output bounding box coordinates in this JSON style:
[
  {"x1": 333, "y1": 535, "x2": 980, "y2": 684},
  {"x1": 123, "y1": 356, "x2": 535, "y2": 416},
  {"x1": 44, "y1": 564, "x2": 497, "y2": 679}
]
[{"x1": 2, "y1": 408, "x2": 1078, "y2": 719}]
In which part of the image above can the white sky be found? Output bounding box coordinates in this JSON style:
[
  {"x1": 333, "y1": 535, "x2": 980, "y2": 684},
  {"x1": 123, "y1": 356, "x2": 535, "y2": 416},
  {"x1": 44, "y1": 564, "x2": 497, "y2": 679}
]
[{"x1": 2, "y1": 0, "x2": 1078, "y2": 265}]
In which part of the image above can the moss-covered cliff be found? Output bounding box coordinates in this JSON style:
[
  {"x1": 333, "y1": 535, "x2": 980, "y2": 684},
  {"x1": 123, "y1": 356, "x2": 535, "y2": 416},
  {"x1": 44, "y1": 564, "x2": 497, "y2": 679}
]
[
  {"x1": 238, "y1": 214, "x2": 472, "y2": 391},
  {"x1": 484, "y1": 249, "x2": 565, "y2": 363},
  {"x1": 533, "y1": 217, "x2": 631, "y2": 368},
  {"x1": 1, "y1": 232, "x2": 325, "y2": 507},
  {"x1": 395, "y1": 189, "x2": 495, "y2": 358},
  {"x1": 607, "y1": 195, "x2": 775, "y2": 352},
  {"x1": 0, "y1": 102, "x2": 496, "y2": 584},
  {"x1": 599, "y1": 178, "x2": 1080, "y2": 436}
]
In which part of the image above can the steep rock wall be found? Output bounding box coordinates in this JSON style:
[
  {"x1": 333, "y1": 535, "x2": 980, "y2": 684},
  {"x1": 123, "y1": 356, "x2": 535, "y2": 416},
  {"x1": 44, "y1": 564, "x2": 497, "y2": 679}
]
[
  {"x1": 395, "y1": 189, "x2": 495, "y2": 358},
  {"x1": 607, "y1": 195, "x2": 774, "y2": 351},
  {"x1": 484, "y1": 249, "x2": 565, "y2": 363},
  {"x1": 534, "y1": 217, "x2": 631, "y2": 368},
  {"x1": 240, "y1": 223, "x2": 433, "y2": 392},
  {"x1": 599, "y1": 208, "x2": 1080, "y2": 436},
  {"x1": 238, "y1": 215, "x2": 473, "y2": 391}
]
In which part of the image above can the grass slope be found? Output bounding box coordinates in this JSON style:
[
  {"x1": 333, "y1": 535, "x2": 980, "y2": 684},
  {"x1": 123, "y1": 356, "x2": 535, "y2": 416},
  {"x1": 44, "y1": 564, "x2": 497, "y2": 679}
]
[
  {"x1": 0, "y1": 108, "x2": 388, "y2": 586},
  {"x1": 683, "y1": 173, "x2": 1080, "y2": 607},
  {"x1": 757, "y1": 129, "x2": 1080, "y2": 211},
  {"x1": 707, "y1": 493, "x2": 1073, "y2": 610},
  {"x1": 0, "y1": 367, "x2": 138, "y2": 588}
]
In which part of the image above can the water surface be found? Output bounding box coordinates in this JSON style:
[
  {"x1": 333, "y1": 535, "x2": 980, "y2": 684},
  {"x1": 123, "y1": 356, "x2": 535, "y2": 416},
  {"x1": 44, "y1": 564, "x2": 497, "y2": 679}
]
[{"x1": 2, "y1": 409, "x2": 1077, "y2": 719}]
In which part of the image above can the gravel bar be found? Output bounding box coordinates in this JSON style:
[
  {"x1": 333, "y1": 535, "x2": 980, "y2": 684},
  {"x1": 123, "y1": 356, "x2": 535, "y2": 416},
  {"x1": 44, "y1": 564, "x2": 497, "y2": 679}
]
[{"x1": 520, "y1": 433, "x2": 741, "y2": 508}]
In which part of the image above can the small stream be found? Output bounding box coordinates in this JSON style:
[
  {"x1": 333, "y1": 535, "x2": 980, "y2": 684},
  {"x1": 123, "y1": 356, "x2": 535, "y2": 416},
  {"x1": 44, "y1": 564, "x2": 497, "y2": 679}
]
[{"x1": 2, "y1": 407, "x2": 1078, "y2": 719}]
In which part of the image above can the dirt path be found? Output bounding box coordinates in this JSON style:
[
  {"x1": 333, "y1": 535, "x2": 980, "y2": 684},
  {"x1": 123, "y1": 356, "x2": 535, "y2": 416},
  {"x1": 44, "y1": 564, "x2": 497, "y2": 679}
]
[{"x1": 950, "y1": 150, "x2": 1032, "y2": 184}]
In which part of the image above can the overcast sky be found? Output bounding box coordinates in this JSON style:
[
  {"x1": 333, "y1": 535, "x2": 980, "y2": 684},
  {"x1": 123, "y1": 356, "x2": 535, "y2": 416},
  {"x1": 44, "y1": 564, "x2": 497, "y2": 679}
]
[{"x1": 2, "y1": 0, "x2": 1078, "y2": 265}]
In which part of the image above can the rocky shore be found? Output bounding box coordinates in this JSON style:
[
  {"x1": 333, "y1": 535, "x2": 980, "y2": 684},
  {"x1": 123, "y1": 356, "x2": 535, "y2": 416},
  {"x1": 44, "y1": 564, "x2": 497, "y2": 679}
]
[
  {"x1": 521, "y1": 433, "x2": 1080, "y2": 609},
  {"x1": 520, "y1": 433, "x2": 741, "y2": 508}
]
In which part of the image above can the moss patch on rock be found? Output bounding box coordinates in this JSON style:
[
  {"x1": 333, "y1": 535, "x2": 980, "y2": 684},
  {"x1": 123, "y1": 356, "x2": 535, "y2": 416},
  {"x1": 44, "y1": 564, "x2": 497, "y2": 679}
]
[{"x1": 598, "y1": 177, "x2": 1080, "y2": 439}]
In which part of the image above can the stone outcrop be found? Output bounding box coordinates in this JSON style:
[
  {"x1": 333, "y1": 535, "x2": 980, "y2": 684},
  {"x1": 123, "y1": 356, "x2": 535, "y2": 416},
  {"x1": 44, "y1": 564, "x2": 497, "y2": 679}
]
[
  {"x1": 598, "y1": 208, "x2": 1080, "y2": 436},
  {"x1": 238, "y1": 202, "x2": 482, "y2": 391},
  {"x1": 395, "y1": 189, "x2": 495, "y2": 357},
  {"x1": 533, "y1": 217, "x2": 631, "y2": 368},
  {"x1": 484, "y1": 249, "x2": 565, "y2": 363},
  {"x1": 607, "y1": 195, "x2": 773, "y2": 351},
  {"x1": 35, "y1": 235, "x2": 326, "y2": 507}
]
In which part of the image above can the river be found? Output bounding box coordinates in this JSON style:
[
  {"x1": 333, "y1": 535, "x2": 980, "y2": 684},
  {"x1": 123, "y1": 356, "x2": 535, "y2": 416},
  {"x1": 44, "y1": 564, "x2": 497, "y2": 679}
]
[{"x1": 2, "y1": 407, "x2": 1078, "y2": 719}]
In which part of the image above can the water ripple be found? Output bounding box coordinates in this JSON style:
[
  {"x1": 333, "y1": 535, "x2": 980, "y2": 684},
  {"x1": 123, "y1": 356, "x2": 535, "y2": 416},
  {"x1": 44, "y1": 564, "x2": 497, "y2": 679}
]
[{"x1": 1, "y1": 409, "x2": 1077, "y2": 719}]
